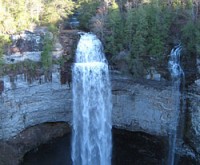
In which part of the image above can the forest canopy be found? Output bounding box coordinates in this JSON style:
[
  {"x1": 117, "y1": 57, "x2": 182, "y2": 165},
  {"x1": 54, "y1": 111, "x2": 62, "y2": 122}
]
[
  {"x1": 87, "y1": 0, "x2": 200, "y2": 69},
  {"x1": 0, "y1": 0, "x2": 200, "y2": 76},
  {"x1": 0, "y1": 0, "x2": 75, "y2": 34}
]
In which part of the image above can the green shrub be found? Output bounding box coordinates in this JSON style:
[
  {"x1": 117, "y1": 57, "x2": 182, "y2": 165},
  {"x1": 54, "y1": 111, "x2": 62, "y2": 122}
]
[
  {"x1": 0, "y1": 34, "x2": 11, "y2": 65},
  {"x1": 41, "y1": 33, "x2": 53, "y2": 70}
]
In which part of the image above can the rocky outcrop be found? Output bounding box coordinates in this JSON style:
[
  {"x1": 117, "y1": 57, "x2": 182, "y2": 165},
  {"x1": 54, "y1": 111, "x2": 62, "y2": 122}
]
[
  {"x1": 186, "y1": 83, "x2": 200, "y2": 159},
  {"x1": 0, "y1": 122, "x2": 70, "y2": 165},
  {"x1": 10, "y1": 30, "x2": 43, "y2": 53},
  {"x1": 5, "y1": 29, "x2": 45, "y2": 63},
  {"x1": 0, "y1": 67, "x2": 199, "y2": 162},
  {"x1": 181, "y1": 56, "x2": 200, "y2": 161},
  {"x1": 59, "y1": 29, "x2": 80, "y2": 58},
  {"x1": 111, "y1": 72, "x2": 174, "y2": 136},
  {"x1": 0, "y1": 66, "x2": 71, "y2": 140},
  {"x1": 3, "y1": 27, "x2": 64, "y2": 64},
  {"x1": 0, "y1": 68, "x2": 175, "y2": 140}
]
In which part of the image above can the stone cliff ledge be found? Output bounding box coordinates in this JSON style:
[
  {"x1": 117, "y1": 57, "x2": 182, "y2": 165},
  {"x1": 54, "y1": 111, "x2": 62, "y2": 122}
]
[
  {"x1": 0, "y1": 66, "x2": 199, "y2": 163},
  {"x1": 0, "y1": 67, "x2": 174, "y2": 140}
]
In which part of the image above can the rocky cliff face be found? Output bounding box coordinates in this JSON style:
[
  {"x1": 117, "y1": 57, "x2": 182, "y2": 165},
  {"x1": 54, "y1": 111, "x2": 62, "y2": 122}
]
[
  {"x1": 3, "y1": 27, "x2": 64, "y2": 64},
  {"x1": 0, "y1": 66, "x2": 71, "y2": 140},
  {"x1": 111, "y1": 72, "x2": 174, "y2": 136},
  {"x1": 0, "y1": 68, "x2": 175, "y2": 140},
  {"x1": 0, "y1": 65, "x2": 199, "y2": 162},
  {"x1": 186, "y1": 81, "x2": 200, "y2": 160}
]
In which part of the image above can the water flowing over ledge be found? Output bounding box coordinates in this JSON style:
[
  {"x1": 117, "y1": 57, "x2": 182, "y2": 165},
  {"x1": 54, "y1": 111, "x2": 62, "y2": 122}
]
[
  {"x1": 168, "y1": 45, "x2": 185, "y2": 165},
  {"x1": 72, "y1": 33, "x2": 112, "y2": 165}
]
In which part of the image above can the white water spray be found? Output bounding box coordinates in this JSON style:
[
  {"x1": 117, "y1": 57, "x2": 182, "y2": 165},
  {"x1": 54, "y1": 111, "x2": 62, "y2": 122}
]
[
  {"x1": 71, "y1": 33, "x2": 112, "y2": 165},
  {"x1": 168, "y1": 44, "x2": 184, "y2": 165}
]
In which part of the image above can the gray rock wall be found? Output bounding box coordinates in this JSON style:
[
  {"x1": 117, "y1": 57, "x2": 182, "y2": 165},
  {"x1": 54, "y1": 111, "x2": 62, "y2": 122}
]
[
  {"x1": 0, "y1": 69, "x2": 71, "y2": 140},
  {"x1": 0, "y1": 69, "x2": 176, "y2": 140},
  {"x1": 111, "y1": 73, "x2": 175, "y2": 136},
  {"x1": 187, "y1": 84, "x2": 200, "y2": 155}
]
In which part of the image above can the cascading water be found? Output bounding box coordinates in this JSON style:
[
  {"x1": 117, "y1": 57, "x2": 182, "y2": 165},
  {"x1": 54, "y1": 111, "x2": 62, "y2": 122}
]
[
  {"x1": 71, "y1": 33, "x2": 112, "y2": 165},
  {"x1": 168, "y1": 44, "x2": 184, "y2": 165}
]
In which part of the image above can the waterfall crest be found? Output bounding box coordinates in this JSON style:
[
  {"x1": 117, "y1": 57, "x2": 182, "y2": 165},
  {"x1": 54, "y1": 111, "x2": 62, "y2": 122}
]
[{"x1": 72, "y1": 33, "x2": 112, "y2": 165}]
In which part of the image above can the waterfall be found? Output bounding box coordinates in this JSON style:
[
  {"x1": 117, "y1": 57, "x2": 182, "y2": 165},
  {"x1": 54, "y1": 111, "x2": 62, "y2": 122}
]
[
  {"x1": 168, "y1": 44, "x2": 184, "y2": 165},
  {"x1": 71, "y1": 33, "x2": 112, "y2": 165}
]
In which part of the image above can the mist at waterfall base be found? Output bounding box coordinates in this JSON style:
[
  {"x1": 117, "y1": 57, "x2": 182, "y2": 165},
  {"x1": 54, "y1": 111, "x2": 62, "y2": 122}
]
[
  {"x1": 168, "y1": 45, "x2": 184, "y2": 165},
  {"x1": 71, "y1": 33, "x2": 112, "y2": 165}
]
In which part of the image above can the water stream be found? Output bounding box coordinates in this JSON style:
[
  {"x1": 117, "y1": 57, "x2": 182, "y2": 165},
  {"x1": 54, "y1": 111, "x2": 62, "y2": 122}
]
[
  {"x1": 71, "y1": 33, "x2": 112, "y2": 165},
  {"x1": 168, "y1": 45, "x2": 184, "y2": 165}
]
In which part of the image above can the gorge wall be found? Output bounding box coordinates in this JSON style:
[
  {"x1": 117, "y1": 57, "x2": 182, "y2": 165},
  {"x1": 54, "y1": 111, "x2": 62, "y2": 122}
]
[
  {"x1": 0, "y1": 67, "x2": 176, "y2": 140},
  {"x1": 0, "y1": 65, "x2": 199, "y2": 162},
  {"x1": 187, "y1": 83, "x2": 200, "y2": 157}
]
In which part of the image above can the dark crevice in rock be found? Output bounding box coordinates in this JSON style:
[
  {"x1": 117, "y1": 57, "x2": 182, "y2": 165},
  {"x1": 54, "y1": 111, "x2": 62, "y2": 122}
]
[
  {"x1": 112, "y1": 128, "x2": 167, "y2": 165},
  {"x1": 20, "y1": 128, "x2": 168, "y2": 165},
  {"x1": 0, "y1": 122, "x2": 71, "y2": 165}
]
